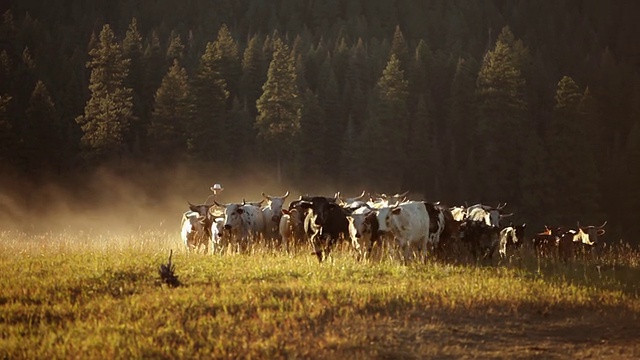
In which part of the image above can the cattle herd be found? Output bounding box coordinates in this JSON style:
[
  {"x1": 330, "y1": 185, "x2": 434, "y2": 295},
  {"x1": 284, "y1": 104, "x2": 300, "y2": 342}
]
[{"x1": 180, "y1": 188, "x2": 607, "y2": 264}]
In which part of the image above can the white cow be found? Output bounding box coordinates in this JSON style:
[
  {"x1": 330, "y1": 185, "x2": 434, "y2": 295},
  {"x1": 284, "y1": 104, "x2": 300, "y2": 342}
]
[
  {"x1": 449, "y1": 206, "x2": 466, "y2": 221},
  {"x1": 498, "y1": 225, "x2": 526, "y2": 258},
  {"x1": 180, "y1": 203, "x2": 214, "y2": 253},
  {"x1": 215, "y1": 201, "x2": 266, "y2": 251},
  {"x1": 278, "y1": 208, "x2": 305, "y2": 252},
  {"x1": 375, "y1": 201, "x2": 432, "y2": 263},
  {"x1": 210, "y1": 217, "x2": 225, "y2": 253},
  {"x1": 336, "y1": 190, "x2": 367, "y2": 207},
  {"x1": 261, "y1": 191, "x2": 290, "y2": 241},
  {"x1": 466, "y1": 203, "x2": 512, "y2": 228},
  {"x1": 346, "y1": 205, "x2": 378, "y2": 259}
]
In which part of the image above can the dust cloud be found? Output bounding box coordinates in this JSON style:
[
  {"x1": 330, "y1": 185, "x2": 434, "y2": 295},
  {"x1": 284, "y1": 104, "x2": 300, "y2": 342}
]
[{"x1": 0, "y1": 161, "x2": 364, "y2": 236}]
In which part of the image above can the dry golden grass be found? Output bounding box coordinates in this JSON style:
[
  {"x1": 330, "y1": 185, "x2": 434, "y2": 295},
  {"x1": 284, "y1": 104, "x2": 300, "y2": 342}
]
[{"x1": 1, "y1": 230, "x2": 639, "y2": 359}]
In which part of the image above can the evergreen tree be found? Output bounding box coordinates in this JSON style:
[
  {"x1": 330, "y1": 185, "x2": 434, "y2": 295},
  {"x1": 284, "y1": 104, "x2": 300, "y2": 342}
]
[
  {"x1": 407, "y1": 39, "x2": 433, "y2": 113},
  {"x1": 240, "y1": 33, "x2": 266, "y2": 118},
  {"x1": 255, "y1": 36, "x2": 300, "y2": 182},
  {"x1": 343, "y1": 38, "x2": 370, "y2": 131},
  {"x1": 475, "y1": 26, "x2": 528, "y2": 204},
  {"x1": 166, "y1": 30, "x2": 184, "y2": 64},
  {"x1": 363, "y1": 53, "x2": 409, "y2": 189},
  {"x1": 0, "y1": 94, "x2": 14, "y2": 166},
  {"x1": 298, "y1": 88, "x2": 327, "y2": 180},
  {"x1": 148, "y1": 59, "x2": 195, "y2": 161},
  {"x1": 448, "y1": 57, "x2": 477, "y2": 164},
  {"x1": 547, "y1": 76, "x2": 600, "y2": 223},
  {"x1": 226, "y1": 98, "x2": 256, "y2": 167},
  {"x1": 24, "y1": 80, "x2": 63, "y2": 173},
  {"x1": 141, "y1": 30, "x2": 165, "y2": 124},
  {"x1": 75, "y1": 24, "x2": 134, "y2": 162},
  {"x1": 122, "y1": 17, "x2": 145, "y2": 155},
  {"x1": 623, "y1": 121, "x2": 640, "y2": 233},
  {"x1": 212, "y1": 24, "x2": 242, "y2": 109},
  {"x1": 192, "y1": 41, "x2": 229, "y2": 161},
  {"x1": 519, "y1": 130, "x2": 555, "y2": 228},
  {"x1": 406, "y1": 94, "x2": 435, "y2": 196},
  {"x1": 389, "y1": 25, "x2": 410, "y2": 74}
]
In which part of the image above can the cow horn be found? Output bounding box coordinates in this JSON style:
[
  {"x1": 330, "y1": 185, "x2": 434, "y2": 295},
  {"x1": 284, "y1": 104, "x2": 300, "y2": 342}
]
[
  {"x1": 262, "y1": 192, "x2": 269, "y2": 199},
  {"x1": 500, "y1": 212, "x2": 513, "y2": 218},
  {"x1": 597, "y1": 220, "x2": 607, "y2": 229},
  {"x1": 282, "y1": 191, "x2": 290, "y2": 198},
  {"x1": 395, "y1": 190, "x2": 409, "y2": 198},
  {"x1": 355, "y1": 190, "x2": 366, "y2": 200}
]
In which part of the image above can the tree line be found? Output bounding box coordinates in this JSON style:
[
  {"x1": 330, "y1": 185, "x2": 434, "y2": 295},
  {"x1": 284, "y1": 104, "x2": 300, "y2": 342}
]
[{"x1": 1, "y1": 1, "x2": 639, "y2": 241}]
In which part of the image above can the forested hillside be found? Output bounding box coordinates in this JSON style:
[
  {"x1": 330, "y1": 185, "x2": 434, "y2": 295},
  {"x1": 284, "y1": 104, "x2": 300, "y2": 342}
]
[{"x1": 1, "y1": 1, "x2": 639, "y2": 240}]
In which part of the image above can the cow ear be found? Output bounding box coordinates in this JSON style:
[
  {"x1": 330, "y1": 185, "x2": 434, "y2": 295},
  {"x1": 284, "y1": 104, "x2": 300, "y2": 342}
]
[{"x1": 391, "y1": 207, "x2": 402, "y2": 215}]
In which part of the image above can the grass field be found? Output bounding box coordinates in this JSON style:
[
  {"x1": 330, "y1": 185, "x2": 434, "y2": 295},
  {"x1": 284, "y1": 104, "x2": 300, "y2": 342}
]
[{"x1": 1, "y1": 229, "x2": 640, "y2": 359}]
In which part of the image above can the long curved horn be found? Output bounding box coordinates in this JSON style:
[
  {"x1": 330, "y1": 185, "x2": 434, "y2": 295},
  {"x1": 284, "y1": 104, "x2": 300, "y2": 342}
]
[
  {"x1": 282, "y1": 191, "x2": 290, "y2": 198},
  {"x1": 597, "y1": 220, "x2": 607, "y2": 229},
  {"x1": 395, "y1": 190, "x2": 409, "y2": 198},
  {"x1": 262, "y1": 192, "x2": 270, "y2": 199},
  {"x1": 355, "y1": 190, "x2": 366, "y2": 200}
]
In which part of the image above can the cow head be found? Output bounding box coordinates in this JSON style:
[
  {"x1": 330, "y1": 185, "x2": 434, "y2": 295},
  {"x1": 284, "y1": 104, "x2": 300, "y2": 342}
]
[
  {"x1": 576, "y1": 221, "x2": 606, "y2": 245},
  {"x1": 299, "y1": 196, "x2": 339, "y2": 226},
  {"x1": 337, "y1": 190, "x2": 367, "y2": 206},
  {"x1": 188, "y1": 202, "x2": 212, "y2": 218},
  {"x1": 347, "y1": 206, "x2": 377, "y2": 239},
  {"x1": 375, "y1": 205, "x2": 403, "y2": 236},
  {"x1": 263, "y1": 191, "x2": 289, "y2": 222},
  {"x1": 449, "y1": 206, "x2": 466, "y2": 221},
  {"x1": 213, "y1": 202, "x2": 244, "y2": 231}
]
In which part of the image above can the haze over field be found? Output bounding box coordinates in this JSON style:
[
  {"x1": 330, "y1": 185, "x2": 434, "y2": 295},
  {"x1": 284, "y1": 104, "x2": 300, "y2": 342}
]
[{"x1": 0, "y1": 164, "x2": 365, "y2": 235}]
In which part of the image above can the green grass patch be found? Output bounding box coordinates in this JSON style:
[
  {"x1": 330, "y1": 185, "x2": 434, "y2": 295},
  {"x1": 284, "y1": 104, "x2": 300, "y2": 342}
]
[{"x1": 1, "y1": 230, "x2": 639, "y2": 359}]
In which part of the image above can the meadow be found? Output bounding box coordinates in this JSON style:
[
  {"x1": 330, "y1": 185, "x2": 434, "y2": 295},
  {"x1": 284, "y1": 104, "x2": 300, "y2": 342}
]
[{"x1": 1, "y1": 228, "x2": 640, "y2": 359}]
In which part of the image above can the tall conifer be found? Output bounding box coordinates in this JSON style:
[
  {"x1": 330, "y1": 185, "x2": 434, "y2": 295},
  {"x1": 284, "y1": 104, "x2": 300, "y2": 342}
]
[{"x1": 75, "y1": 24, "x2": 133, "y2": 161}]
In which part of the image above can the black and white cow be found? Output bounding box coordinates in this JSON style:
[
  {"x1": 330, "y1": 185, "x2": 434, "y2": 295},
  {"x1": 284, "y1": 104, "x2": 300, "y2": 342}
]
[
  {"x1": 214, "y1": 200, "x2": 266, "y2": 251},
  {"x1": 498, "y1": 223, "x2": 526, "y2": 258},
  {"x1": 460, "y1": 219, "x2": 501, "y2": 260},
  {"x1": 299, "y1": 196, "x2": 350, "y2": 262},
  {"x1": 466, "y1": 203, "x2": 512, "y2": 228}
]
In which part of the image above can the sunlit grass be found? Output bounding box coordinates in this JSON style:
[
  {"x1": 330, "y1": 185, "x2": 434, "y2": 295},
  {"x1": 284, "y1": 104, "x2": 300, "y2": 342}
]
[{"x1": 1, "y1": 230, "x2": 639, "y2": 359}]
